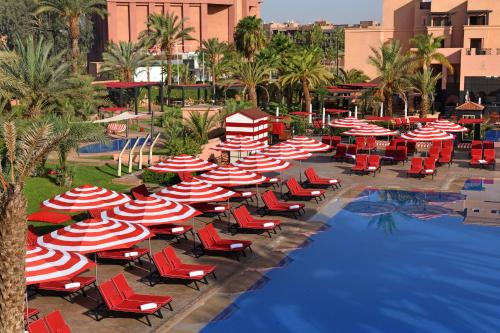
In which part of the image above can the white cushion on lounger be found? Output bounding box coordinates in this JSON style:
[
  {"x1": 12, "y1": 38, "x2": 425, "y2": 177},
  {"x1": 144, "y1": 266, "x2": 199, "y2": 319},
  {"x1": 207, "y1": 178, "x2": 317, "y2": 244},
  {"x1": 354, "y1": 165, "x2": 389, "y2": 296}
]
[
  {"x1": 367, "y1": 166, "x2": 376, "y2": 170},
  {"x1": 479, "y1": 160, "x2": 486, "y2": 164},
  {"x1": 124, "y1": 251, "x2": 139, "y2": 258},
  {"x1": 230, "y1": 243, "x2": 243, "y2": 249},
  {"x1": 171, "y1": 227, "x2": 184, "y2": 233},
  {"x1": 241, "y1": 192, "x2": 252, "y2": 196},
  {"x1": 289, "y1": 205, "x2": 300, "y2": 209},
  {"x1": 189, "y1": 270, "x2": 204, "y2": 277},
  {"x1": 65, "y1": 282, "x2": 81, "y2": 289},
  {"x1": 425, "y1": 169, "x2": 434, "y2": 173},
  {"x1": 329, "y1": 179, "x2": 338, "y2": 184},
  {"x1": 263, "y1": 222, "x2": 275, "y2": 228},
  {"x1": 140, "y1": 303, "x2": 157, "y2": 311},
  {"x1": 269, "y1": 178, "x2": 278, "y2": 182},
  {"x1": 214, "y1": 206, "x2": 225, "y2": 211},
  {"x1": 311, "y1": 191, "x2": 321, "y2": 195}
]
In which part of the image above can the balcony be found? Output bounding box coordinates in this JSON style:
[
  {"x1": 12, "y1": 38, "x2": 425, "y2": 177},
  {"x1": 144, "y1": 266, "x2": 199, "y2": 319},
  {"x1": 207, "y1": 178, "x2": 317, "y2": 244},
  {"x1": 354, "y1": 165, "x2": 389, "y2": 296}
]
[{"x1": 465, "y1": 48, "x2": 500, "y2": 56}]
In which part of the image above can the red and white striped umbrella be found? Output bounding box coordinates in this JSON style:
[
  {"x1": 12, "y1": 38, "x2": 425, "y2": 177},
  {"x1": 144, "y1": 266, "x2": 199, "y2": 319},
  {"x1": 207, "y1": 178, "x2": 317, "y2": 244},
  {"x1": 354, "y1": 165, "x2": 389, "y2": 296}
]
[
  {"x1": 152, "y1": 180, "x2": 236, "y2": 203},
  {"x1": 329, "y1": 117, "x2": 367, "y2": 128},
  {"x1": 258, "y1": 143, "x2": 312, "y2": 160},
  {"x1": 233, "y1": 154, "x2": 291, "y2": 173},
  {"x1": 195, "y1": 164, "x2": 266, "y2": 187},
  {"x1": 148, "y1": 154, "x2": 217, "y2": 173},
  {"x1": 400, "y1": 127, "x2": 454, "y2": 141},
  {"x1": 100, "y1": 197, "x2": 201, "y2": 226},
  {"x1": 285, "y1": 136, "x2": 331, "y2": 152},
  {"x1": 212, "y1": 136, "x2": 268, "y2": 152},
  {"x1": 342, "y1": 124, "x2": 398, "y2": 137},
  {"x1": 26, "y1": 245, "x2": 95, "y2": 285},
  {"x1": 428, "y1": 120, "x2": 469, "y2": 133},
  {"x1": 41, "y1": 185, "x2": 131, "y2": 212},
  {"x1": 399, "y1": 205, "x2": 453, "y2": 221},
  {"x1": 37, "y1": 219, "x2": 152, "y2": 254}
]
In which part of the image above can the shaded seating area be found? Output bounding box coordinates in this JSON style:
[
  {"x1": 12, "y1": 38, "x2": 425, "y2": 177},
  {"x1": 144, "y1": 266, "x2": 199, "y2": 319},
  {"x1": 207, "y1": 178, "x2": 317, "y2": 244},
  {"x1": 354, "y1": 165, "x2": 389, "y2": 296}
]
[
  {"x1": 36, "y1": 276, "x2": 96, "y2": 302},
  {"x1": 27, "y1": 310, "x2": 71, "y2": 333},
  {"x1": 197, "y1": 224, "x2": 253, "y2": 260},
  {"x1": 232, "y1": 205, "x2": 282, "y2": 238}
]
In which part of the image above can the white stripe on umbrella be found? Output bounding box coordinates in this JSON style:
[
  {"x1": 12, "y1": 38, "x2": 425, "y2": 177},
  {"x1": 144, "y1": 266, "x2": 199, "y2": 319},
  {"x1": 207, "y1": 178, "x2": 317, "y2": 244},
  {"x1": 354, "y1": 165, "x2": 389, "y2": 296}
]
[
  {"x1": 212, "y1": 136, "x2": 268, "y2": 152},
  {"x1": 148, "y1": 154, "x2": 217, "y2": 173},
  {"x1": 342, "y1": 124, "x2": 398, "y2": 136},
  {"x1": 400, "y1": 127, "x2": 454, "y2": 141},
  {"x1": 152, "y1": 180, "x2": 236, "y2": 203},
  {"x1": 26, "y1": 246, "x2": 95, "y2": 285},
  {"x1": 428, "y1": 120, "x2": 469, "y2": 133},
  {"x1": 232, "y1": 154, "x2": 291, "y2": 172},
  {"x1": 285, "y1": 136, "x2": 331, "y2": 152},
  {"x1": 42, "y1": 185, "x2": 130, "y2": 212},
  {"x1": 258, "y1": 143, "x2": 312, "y2": 160},
  {"x1": 100, "y1": 197, "x2": 201, "y2": 226},
  {"x1": 329, "y1": 117, "x2": 367, "y2": 128},
  {"x1": 195, "y1": 165, "x2": 266, "y2": 187},
  {"x1": 37, "y1": 219, "x2": 152, "y2": 253}
]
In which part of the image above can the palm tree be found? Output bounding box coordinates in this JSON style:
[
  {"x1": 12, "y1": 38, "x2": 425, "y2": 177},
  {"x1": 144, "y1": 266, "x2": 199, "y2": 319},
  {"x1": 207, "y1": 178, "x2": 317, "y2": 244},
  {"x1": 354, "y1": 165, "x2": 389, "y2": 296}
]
[
  {"x1": 0, "y1": 121, "x2": 68, "y2": 333},
  {"x1": 405, "y1": 69, "x2": 442, "y2": 117},
  {"x1": 185, "y1": 111, "x2": 218, "y2": 143},
  {"x1": 0, "y1": 36, "x2": 71, "y2": 117},
  {"x1": 280, "y1": 48, "x2": 332, "y2": 112},
  {"x1": 234, "y1": 16, "x2": 267, "y2": 61},
  {"x1": 226, "y1": 58, "x2": 270, "y2": 106},
  {"x1": 197, "y1": 38, "x2": 228, "y2": 87},
  {"x1": 368, "y1": 40, "x2": 412, "y2": 116},
  {"x1": 35, "y1": 0, "x2": 107, "y2": 74},
  {"x1": 100, "y1": 41, "x2": 154, "y2": 82},
  {"x1": 410, "y1": 33, "x2": 454, "y2": 73},
  {"x1": 334, "y1": 68, "x2": 370, "y2": 84},
  {"x1": 140, "y1": 12, "x2": 195, "y2": 85}
]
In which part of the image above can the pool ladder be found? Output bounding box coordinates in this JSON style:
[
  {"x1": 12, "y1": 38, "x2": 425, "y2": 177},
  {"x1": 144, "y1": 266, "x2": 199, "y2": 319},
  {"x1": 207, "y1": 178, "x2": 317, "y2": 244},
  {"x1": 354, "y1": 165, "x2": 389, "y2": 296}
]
[{"x1": 117, "y1": 133, "x2": 161, "y2": 177}]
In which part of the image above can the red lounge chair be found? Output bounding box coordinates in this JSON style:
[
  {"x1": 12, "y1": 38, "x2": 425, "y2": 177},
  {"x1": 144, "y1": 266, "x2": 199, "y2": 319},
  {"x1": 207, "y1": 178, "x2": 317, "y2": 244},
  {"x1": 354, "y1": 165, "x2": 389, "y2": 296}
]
[
  {"x1": 37, "y1": 276, "x2": 96, "y2": 301},
  {"x1": 365, "y1": 155, "x2": 381, "y2": 176},
  {"x1": 333, "y1": 144, "x2": 347, "y2": 160},
  {"x1": 285, "y1": 177, "x2": 325, "y2": 203},
  {"x1": 469, "y1": 148, "x2": 483, "y2": 167},
  {"x1": 148, "y1": 246, "x2": 216, "y2": 289},
  {"x1": 112, "y1": 273, "x2": 174, "y2": 306},
  {"x1": 261, "y1": 175, "x2": 280, "y2": 188},
  {"x1": 439, "y1": 148, "x2": 453, "y2": 167},
  {"x1": 28, "y1": 310, "x2": 70, "y2": 333},
  {"x1": 261, "y1": 191, "x2": 305, "y2": 218},
  {"x1": 27, "y1": 211, "x2": 71, "y2": 225},
  {"x1": 355, "y1": 137, "x2": 366, "y2": 150},
  {"x1": 428, "y1": 146, "x2": 441, "y2": 161},
  {"x1": 197, "y1": 224, "x2": 252, "y2": 260},
  {"x1": 393, "y1": 146, "x2": 408, "y2": 164},
  {"x1": 232, "y1": 205, "x2": 282, "y2": 237},
  {"x1": 442, "y1": 140, "x2": 453, "y2": 151},
  {"x1": 149, "y1": 224, "x2": 194, "y2": 242},
  {"x1": 25, "y1": 307, "x2": 39, "y2": 323},
  {"x1": 421, "y1": 157, "x2": 437, "y2": 179},
  {"x1": 97, "y1": 247, "x2": 151, "y2": 267},
  {"x1": 178, "y1": 171, "x2": 194, "y2": 182},
  {"x1": 346, "y1": 144, "x2": 358, "y2": 159},
  {"x1": 471, "y1": 140, "x2": 482, "y2": 150},
  {"x1": 383, "y1": 146, "x2": 396, "y2": 163},
  {"x1": 131, "y1": 185, "x2": 150, "y2": 200},
  {"x1": 431, "y1": 140, "x2": 442, "y2": 151},
  {"x1": 96, "y1": 278, "x2": 172, "y2": 326},
  {"x1": 351, "y1": 154, "x2": 368, "y2": 175},
  {"x1": 483, "y1": 141, "x2": 494, "y2": 150},
  {"x1": 407, "y1": 157, "x2": 424, "y2": 177},
  {"x1": 191, "y1": 202, "x2": 230, "y2": 222},
  {"x1": 406, "y1": 141, "x2": 417, "y2": 155},
  {"x1": 484, "y1": 149, "x2": 496, "y2": 169},
  {"x1": 233, "y1": 189, "x2": 257, "y2": 203},
  {"x1": 365, "y1": 137, "x2": 377, "y2": 151},
  {"x1": 322, "y1": 135, "x2": 340, "y2": 148},
  {"x1": 304, "y1": 167, "x2": 341, "y2": 190}
]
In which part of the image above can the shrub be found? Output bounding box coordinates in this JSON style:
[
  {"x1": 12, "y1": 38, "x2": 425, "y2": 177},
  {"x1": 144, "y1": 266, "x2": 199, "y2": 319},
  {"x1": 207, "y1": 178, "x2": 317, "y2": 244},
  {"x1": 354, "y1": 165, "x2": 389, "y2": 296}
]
[{"x1": 142, "y1": 169, "x2": 179, "y2": 185}]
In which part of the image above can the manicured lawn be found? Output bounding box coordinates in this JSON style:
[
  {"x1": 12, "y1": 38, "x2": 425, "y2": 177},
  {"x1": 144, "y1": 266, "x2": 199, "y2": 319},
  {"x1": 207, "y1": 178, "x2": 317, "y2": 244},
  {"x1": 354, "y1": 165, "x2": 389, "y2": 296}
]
[{"x1": 25, "y1": 164, "x2": 130, "y2": 214}]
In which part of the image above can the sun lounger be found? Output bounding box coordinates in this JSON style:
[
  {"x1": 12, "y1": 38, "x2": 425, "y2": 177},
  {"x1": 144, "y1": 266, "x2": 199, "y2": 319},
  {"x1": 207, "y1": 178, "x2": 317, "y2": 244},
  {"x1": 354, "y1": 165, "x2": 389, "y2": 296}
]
[
  {"x1": 469, "y1": 148, "x2": 483, "y2": 167},
  {"x1": 27, "y1": 211, "x2": 71, "y2": 225},
  {"x1": 131, "y1": 185, "x2": 150, "y2": 200},
  {"x1": 421, "y1": 157, "x2": 437, "y2": 179},
  {"x1": 232, "y1": 205, "x2": 281, "y2": 237},
  {"x1": 332, "y1": 144, "x2": 347, "y2": 161},
  {"x1": 285, "y1": 177, "x2": 325, "y2": 203},
  {"x1": 304, "y1": 167, "x2": 341, "y2": 190},
  {"x1": 365, "y1": 155, "x2": 381, "y2": 176},
  {"x1": 438, "y1": 147, "x2": 453, "y2": 166},
  {"x1": 407, "y1": 157, "x2": 424, "y2": 177},
  {"x1": 197, "y1": 224, "x2": 252, "y2": 261},
  {"x1": 351, "y1": 154, "x2": 368, "y2": 175},
  {"x1": 177, "y1": 171, "x2": 194, "y2": 182},
  {"x1": 261, "y1": 190, "x2": 305, "y2": 218},
  {"x1": 148, "y1": 224, "x2": 194, "y2": 242},
  {"x1": 25, "y1": 307, "x2": 39, "y2": 323},
  {"x1": 483, "y1": 149, "x2": 496, "y2": 169},
  {"x1": 97, "y1": 248, "x2": 150, "y2": 267},
  {"x1": 37, "y1": 276, "x2": 96, "y2": 301},
  {"x1": 28, "y1": 310, "x2": 71, "y2": 333},
  {"x1": 111, "y1": 273, "x2": 174, "y2": 305}
]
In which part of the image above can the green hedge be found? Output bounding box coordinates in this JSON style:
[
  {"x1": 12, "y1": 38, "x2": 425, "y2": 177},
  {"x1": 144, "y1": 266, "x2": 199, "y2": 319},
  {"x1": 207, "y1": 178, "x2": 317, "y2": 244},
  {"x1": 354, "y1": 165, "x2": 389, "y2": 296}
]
[{"x1": 142, "y1": 170, "x2": 179, "y2": 185}]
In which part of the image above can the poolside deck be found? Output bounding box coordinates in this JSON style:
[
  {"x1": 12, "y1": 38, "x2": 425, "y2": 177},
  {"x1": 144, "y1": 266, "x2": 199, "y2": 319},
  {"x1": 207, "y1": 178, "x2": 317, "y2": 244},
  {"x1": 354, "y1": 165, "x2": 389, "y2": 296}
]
[{"x1": 28, "y1": 147, "x2": 498, "y2": 333}]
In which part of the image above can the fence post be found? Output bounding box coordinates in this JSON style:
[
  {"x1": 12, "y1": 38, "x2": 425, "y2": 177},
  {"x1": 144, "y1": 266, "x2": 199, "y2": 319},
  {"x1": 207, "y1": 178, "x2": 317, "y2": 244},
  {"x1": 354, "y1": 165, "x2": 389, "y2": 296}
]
[
  {"x1": 149, "y1": 133, "x2": 161, "y2": 166},
  {"x1": 117, "y1": 139, "x2": 131, "y2": 177},
  {"x1": 138, "y1": 134, "x2": 151, "y2": 170}
]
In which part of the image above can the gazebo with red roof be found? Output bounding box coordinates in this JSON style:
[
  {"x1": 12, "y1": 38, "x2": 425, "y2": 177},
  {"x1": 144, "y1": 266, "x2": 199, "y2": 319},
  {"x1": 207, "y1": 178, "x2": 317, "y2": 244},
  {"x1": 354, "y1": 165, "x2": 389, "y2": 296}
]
[{"x1": 454, "y1": 101, "x2": 487, "y2": 141}]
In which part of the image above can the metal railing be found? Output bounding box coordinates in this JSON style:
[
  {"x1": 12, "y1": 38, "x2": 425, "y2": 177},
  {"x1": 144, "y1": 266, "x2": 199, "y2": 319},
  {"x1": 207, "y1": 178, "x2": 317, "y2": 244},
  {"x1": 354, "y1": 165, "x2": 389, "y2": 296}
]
[{"x1": 465, "y1": 48, "x2": 500, "y2": 55}]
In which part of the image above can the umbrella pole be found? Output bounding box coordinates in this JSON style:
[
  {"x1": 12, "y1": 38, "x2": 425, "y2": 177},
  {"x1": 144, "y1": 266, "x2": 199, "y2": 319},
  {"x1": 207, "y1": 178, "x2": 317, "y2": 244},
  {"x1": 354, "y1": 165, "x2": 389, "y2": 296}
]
[
  {"x1": 26, "y1": 291, "x2": 29, "y2": 323},
  {"x1": 94, "y1": 253, "x2": 98, "y2": 283},
  {"x1": 192, "y1": 218, "x2": 197, "y2": 253},
  {"x1": 299, "y1": 160, "x2": 303, "y2": 183},
  {"x1": 279, "y1": 171, "x2": 284, "y2": 198},
  {"x1": 227, "y1": 198, "x2": 231, "y2": 232},
  {"x1": 255, "y1": 184, "x2": 259, "y2": 209}
]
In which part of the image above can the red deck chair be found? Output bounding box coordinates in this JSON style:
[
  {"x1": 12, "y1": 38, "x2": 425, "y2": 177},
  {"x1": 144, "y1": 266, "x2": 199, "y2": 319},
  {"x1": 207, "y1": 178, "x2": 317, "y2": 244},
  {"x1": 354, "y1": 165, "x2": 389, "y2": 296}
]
[
  {"x1": 365, "y1": 137, "x2": 377, "y2": 151},
  {"x1": 97, "y1": 247, "x2": 151, "y2": 267},
  {"x1": 233, "y1": 189, "x2": 257, "y2": 203},
  {"x1": 365, "y1": 155, "x2": 381, "y2": 176},
  {"x1": 442, "y1": 140, "x2": 454, "y2": 151},
  {"x1": 260, "y1": 175, "x2": 280, "y2": 189},
  {"x1": 469, "y1": 148, "x2": 483, "y2": 167},
  {"x1": 431, "y1": 140, "x2": 442, "y2": 151},
  {"x1": 322, "y1": 135, "x2": 341, "y2": 148},
  {"x1": 346, "y1": 144, "x2": 358, "y2": 159},
  {"x1": 383, "y1": 146, "x2": 396, "y2": 162},
  {"x1": 351, "y1": 154, "x2": 368, "y2": 175},
  {"x1": 232, "y1": 205, "x2": 282, "y2": 237},
  {"x1": 438, "y1": 147, "x2": 453, "y2": 167},
  {"x1": 37, "y1": 276, "x2": 96, "y2": 301},
  {"x1": 285, "y1": 177, "x2": 326, "y2": 203},
  {"x1": 27, "y1": 318, "x2": 51, "y2": 333},
  {"x1": 197, "y1": 224, "x2": 252, "y2": 260},
  {"x1": 261, "y1": 190, "x2": 305, "y2": 218},
  {"x1": 355, "y1": 137, "x2": 366, "y2": 150},
  {"x1": 27, "y1": 211, "x2": 71, "y2": 225},
  {"x1": 393, "y1": 146, "x2": 408, "y2": 164},
  {"x1": 149, "y1": 224, "x2": 194, "y2": 242},
  {"x1": 407, "y1": 157, "x2": 424, "y2": 178},
  {"x1": 394, "y1": 118, "x2": 402, "y2": 127},
  {"x1": 112, "y1": 273, "x2": 174, "y2": 305},
  {"x1": 484, "y1": 149, "x2": 496, "y2": 169},
  {"x1": 177, "y1": 171, "x2": 194, "y2": 182},
  {"x1": 191, "y1": 202, "x2": 230, "y2": 222},
  {"x1": 333, "y1": 144, "x2": 347, "y2": 161},
  {"x1": 421, "y1": 157, "x2": 437, "y2": 179},
  {"x1": 483, "y1": 141, "x2": 494, "y2": 150},
  {"x1": 304, "y1": 167, "x2": 341, "y2": 190},
  {"x1": 25, "y1": 307, "x2": 40, "y2": 323},
  {"x1": 406, "y1": 141, "x2": 417, "y2": 155},
  {"x1": 28, "y1": 310, "x2": 70, "y2": 333},
  {"x1": 428, "y1": 146, "x2": 441, "y2": 161},
  {"x1": 131, "y1": 184, "x2": 150, "y2": 200},
  {"x1": 149, "y1": 246, "x2": 216, "y2": 289},
  {"x1": 96, "y1": 279, "x2": 171, "y2": 326}
]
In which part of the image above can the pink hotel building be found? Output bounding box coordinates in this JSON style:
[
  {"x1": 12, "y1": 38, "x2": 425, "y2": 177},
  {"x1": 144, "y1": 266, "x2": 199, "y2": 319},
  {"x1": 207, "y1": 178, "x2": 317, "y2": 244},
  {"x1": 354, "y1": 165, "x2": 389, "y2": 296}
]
[{"x1": 345, "y1": 0, "x2": 500, "y2": 107}]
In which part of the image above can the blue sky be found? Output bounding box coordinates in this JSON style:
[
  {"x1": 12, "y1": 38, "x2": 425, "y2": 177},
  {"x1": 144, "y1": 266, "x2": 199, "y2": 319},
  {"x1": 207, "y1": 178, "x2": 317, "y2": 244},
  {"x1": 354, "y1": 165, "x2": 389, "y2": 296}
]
[{"x1": 261, "y1": 0, "x2": 382, "y2": 24}]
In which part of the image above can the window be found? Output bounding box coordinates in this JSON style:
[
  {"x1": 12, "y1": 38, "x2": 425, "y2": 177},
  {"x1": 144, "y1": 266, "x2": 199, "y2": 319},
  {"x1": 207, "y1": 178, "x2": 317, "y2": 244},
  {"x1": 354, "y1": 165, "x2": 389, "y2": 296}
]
[
  {"x1": 431, "y1": 14, "x2": 451, "y2": 26},
  {"x1": 470, "y1": 38, "x2": 483, "y2": 55},
  {"x1": 468, "y1": 11, "x2": 489, "y2": 26}
]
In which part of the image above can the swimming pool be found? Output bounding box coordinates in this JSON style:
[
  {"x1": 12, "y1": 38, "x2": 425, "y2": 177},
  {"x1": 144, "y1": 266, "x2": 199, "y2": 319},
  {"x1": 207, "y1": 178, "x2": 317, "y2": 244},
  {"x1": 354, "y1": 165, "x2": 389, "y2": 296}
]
[
  {"x1": 202, "y1": 189, "x2": 500, "y2": 333},
  {"x1": 78, "y1": 138, "x2": 149, "y2": 154}
]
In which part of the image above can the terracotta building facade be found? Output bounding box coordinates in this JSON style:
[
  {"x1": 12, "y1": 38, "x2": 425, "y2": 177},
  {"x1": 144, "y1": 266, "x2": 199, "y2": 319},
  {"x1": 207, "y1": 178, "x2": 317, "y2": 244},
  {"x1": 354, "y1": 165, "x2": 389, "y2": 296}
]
[
  {"x1": 345, "y1": 0, "x2": 500, "y2": 107},
  {"x1": 90, "y1": 0, "x2": 260, "y2": 61}
]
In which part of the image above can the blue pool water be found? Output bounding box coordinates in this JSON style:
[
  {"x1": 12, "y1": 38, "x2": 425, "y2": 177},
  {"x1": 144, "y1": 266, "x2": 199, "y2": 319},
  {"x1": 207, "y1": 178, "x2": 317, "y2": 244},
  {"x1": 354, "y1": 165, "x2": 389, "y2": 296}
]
[
  {"x1": 202, "y1": 189, "x2": 500, "y2": 333},
  {"x1": 485, "y1": 130, "x2": 500, "y2": 142},
  {"x1": 78, "y1": 138, "x2": 149, "y2": 154}
]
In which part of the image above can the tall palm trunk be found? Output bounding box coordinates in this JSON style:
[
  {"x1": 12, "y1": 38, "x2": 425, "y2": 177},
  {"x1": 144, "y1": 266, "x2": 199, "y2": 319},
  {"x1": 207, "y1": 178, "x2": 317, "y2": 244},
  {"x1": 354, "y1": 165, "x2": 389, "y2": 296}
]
[
  {"x1": 384, "y1": 91, "x2": 393, "y2": 116},
  {"x1": 166, "y1": 49, "x2": 173, "y2": 86},
  {"x1": 69, "y1": 16, "x2": 81, "y2": 75},
  {"x1": 420, "y1": 94, "x2": 430, "y2": 117},
  {"x1": 248, "y1": 85, "x2": 257, "y2": 106},
  {"x1": 302, "y1": 80, "x2": 312, "y2": 112},
  {"x1": 0, "y1": 184, "x2": 27, "y2": 333}
]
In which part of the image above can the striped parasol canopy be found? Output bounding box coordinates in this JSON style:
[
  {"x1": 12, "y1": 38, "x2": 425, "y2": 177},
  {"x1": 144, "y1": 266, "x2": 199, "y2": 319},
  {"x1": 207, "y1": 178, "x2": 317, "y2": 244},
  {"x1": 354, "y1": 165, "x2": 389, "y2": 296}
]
[
  {"x1": 148, "y1": 154, "x2": 217, "y2": 173},
  {"x1": 344, "y1": 201, "x2": 396, "y2": 217},
  {"x1": 342, "y1": 124, "x2": 398, "y2": 137},
  {"x1": 212, "y1": 136, "x2": 268, "y2": 152},
  {"x1": 26, "y1": 246, "x2": 95, "y2": 285},
  {"x1": 399, "y1": 205, "x2": 453, "y2": 221},
  {"x1": 258, "y1": 143, "x2": 312, "y2": 160},
  {"x1": 37, "y1": 219, "x2": 152, "y2": 254},
  {"x1": 329, "y1": 117, "x2": 368, "y2": 128},
  {"x1": 284, "y1": 136, "x2": 331, "y2": 152},
  {"x1": 100, "y1": 197, "x2": 201, "y2": 226},
  {"x1": 400, "y1": 127, "x2": 454, "y2": 141},
  {"x1": 428, "y1": 120, "x2": 469, "y2": 133},
  {"x1": 233, "y1": 154, "x2": 291, "y2": 173},
  {"x1": 195, "y1": 164, "x2": 266, "y2": 187},
  {"x1": 152, "y1": 180, "x2": 236, "y2": 203},
  {"x1": 41, "y1": 185, "x2": 131, "y2": 212}
]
